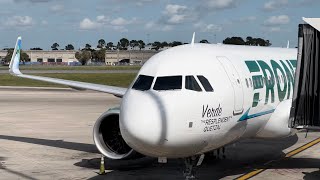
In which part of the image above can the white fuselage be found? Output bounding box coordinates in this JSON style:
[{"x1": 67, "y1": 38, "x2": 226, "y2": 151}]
[{"x1": 119, "y1": 44, "x2": 297, "y2": 158}]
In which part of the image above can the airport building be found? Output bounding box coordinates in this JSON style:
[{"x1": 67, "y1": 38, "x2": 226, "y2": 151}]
[
  {"x1": 105, "y1": 50, "x2": 157, "y2": 65},
  {"x1": 0, "y1": 50, "x2": 159, "y2": 65}
]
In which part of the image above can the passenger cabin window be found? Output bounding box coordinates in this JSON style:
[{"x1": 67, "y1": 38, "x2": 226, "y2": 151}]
[
  {"x1": 132, "y1": 75, "x2": 154, "y2": 91},
  {"x1": 185, "y1": 76, "x2": 202, "y2": 92},
  {"x1": 153, "y1": 76, "x2": 182, "y2": 91},
  {"x1": 197, "y1": 75, "x2": 214, "y2": 92}
]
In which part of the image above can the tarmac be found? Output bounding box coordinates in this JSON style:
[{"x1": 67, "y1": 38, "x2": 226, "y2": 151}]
[{"x1": 0, "y1": 87, "x2": 319, "y2": 180}]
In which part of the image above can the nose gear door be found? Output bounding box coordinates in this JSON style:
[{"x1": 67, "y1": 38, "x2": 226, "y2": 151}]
[{"x1": 217, "y1": 56, "x2": 244, "y2": 115}]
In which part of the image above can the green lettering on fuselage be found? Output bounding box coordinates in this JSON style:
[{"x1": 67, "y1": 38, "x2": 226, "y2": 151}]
[
  {"x1": 245, "y1": 59, "x2": 297, "y2": 107},
  {"x1": 257, "y1": 60, "x2": 275, "y2": 104},
  {"x1": 271, "y1": 60, "x2": 287, "y2": 102},
  {"x1": 280, "y1": 60, "x2": 294, "y2": 99}
]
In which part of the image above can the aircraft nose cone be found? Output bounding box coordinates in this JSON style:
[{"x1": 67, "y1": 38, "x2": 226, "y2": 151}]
[{"x1": 120, "y1": 90, "x2": 165, "y2": 156}]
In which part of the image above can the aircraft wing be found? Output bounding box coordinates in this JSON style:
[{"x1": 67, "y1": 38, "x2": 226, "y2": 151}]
[{"x1": 9, "y1": 37, "x2": 127, "y2": 97}]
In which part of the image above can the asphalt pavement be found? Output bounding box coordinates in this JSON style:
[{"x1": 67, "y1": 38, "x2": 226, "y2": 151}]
[{"x1": 0, "y1": 88, "x2": 319, "y2": 180}]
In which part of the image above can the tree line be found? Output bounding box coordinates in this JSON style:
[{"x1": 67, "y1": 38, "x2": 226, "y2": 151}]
[
  {"x1": 4, "y1": 36, "x2": 272, "y2": 52},
  {"x1": 72, "y1": 38, "x2": 188, "y2": 65},
  {"x1": 45, "y1": 38, "x2": 187, "y2": 51},
  {"x1": 3, "y1": 49, "x2": 30, "y2": 64},
  {"x1": 2, "y1": 36, "x2": 272, "y2": 65},
  {"x1": 222, "y1": 36, "x2": 271, "y2": 46}
]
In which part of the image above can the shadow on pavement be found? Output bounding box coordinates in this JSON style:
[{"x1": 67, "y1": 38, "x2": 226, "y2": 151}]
[
  {"x1": 1, "y1": 168, "x2": 38, "y2": 180},
  {"x1": 2, "y1": 134, "x2": 317, "y2": 180},
  {"x1": 74, "y1": 157, "x2": 157, "y2": 170},
  {"x1": 0, "y1": 135, "x2": 98, "y2": 153},
  {"x1": 84, "y1": 135, "x2": 302, "y2": 180},
  {"x1": 0, "y1": 157, "x2": 37, "y2": 180},
  {"x1": 303, "y1": 169, "x2": 320, "y2": 180}
]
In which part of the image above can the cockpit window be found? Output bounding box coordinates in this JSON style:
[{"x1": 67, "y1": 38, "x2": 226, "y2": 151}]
[
  {"x1": 197, "y1": 75, "x2": 214, "y2": 92},
  {"x1": 132, "y1": 75, "x2": 154, "y2": 91},
  {"x1": 153, "y1": 76, "x2": 182, "y2": 91},
  {"x1": 185, "y1": 76, "x2": 202, "y2": 92}
]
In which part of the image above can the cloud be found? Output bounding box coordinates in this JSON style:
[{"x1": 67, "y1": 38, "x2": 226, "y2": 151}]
[
  {"x1": 203, "y1": 0, "x2": 238, "y2": 10},
  {"x1": 164, "y1": 4, "x2": 188, "y2": 24},
  {"x1": 79, "y1": 18, "x2": 101, "y2": 30},
  {"x1": 263, "y1": 0, "x2": 318, "y2": 10},
  {"x1": 160, "y1": 4, "x2": 198, "y2": 25},
  {"x1": 110, "y1": 17, "x2": 137, "y2": 26},
  {"x1": 135, "y1": 0, "x2": 157, "y2": 6},
  {"x1": 151, "y1": 1, "x2": 239, "y2": 28},
  {"x1": 79, "y1": 15, "x2": 137, "y2": 32},
  {"x1": 105, "y1": 0, "x2": 159, "y2": 6},
  {"x1": 236, "y1": 16, "x2": 257, "y2": 22},
  {"x1": 147, "y1": 2, "x2": 231, "y2": 32},
  {"x1": 263, "y1": 0, "x2": 288, "y2": 11},
  {"x1": 264, "y1": 15, "x2": 290, "y2": 26},
  {"x1": 96, "y1": 15, "x2": 109, "y2": 22},
  {"x1": 268, "y1": 27, "x2": 282, "y2": 32},
  {"x1": 0, "y1": 0, "x2": 13, "y2": 3},
  {"x1": 194, "y1": 22, "x2": 222, "y2": 33},
  {"x1": 50, "y1": 4, "x2": 64, "y2": 13},
  {"x1": 4, "y1": 15, "x2": 35, "y2": 27},
  {"x1": 145, "y1": 21, "x2": 173, "y2": 31},
  {"x1": 298, "y1": 0, "x2": 320, "y2": 6},
  {"x1": 192, "y1": 0, "x2": 239, "y2": 19},
  {"x1": 13, "y1": 0, "x2": 53, "y2": 3},
  {"x1": 109, "y1": 17, "x2": 138, "y2": 32},
  {"x1": 113, "y1": 26, "x2": 129, "y2": 33},
  {"x1": 165, "y1": 4, "x2": 187, "y2": 15},
  {"x1": 41, "y1": 20, "x2": 48, "y2": 25}
]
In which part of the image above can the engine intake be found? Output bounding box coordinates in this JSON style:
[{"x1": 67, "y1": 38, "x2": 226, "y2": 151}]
[{"x1": 93, "y1": 107, "x2": 137, "y2": 159}]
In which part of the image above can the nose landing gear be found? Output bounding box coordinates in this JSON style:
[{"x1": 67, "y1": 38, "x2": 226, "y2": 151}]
[{"x1": 183, "y1": 154, "x2": 205, "y2": 180}]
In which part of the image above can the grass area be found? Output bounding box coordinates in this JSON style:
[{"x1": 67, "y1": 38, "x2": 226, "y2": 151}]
[
  {"x1": 0, "y1": 73, "x2": 137, "y2": 88},
  {"x1": 0, "y1": 65, "x2": 141, "y2": 71}
]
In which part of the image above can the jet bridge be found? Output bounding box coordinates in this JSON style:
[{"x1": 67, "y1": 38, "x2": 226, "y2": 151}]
[{"x1": 290, "y1": 18, "x2": 320, "y2": 130}]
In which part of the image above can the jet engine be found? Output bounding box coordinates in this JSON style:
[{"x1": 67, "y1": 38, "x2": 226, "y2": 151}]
[{"x1": 93, "y1": 107, "x2": 138, "y2": 159}]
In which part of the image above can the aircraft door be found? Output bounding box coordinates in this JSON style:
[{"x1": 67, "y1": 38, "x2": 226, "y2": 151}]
[{"x1": 217, "y1": 56, "x2": 244, "y2": 115}]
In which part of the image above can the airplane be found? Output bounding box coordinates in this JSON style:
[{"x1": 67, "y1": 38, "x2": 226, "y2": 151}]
[{"x1": 9, "y1": 36, "x2": 298, "y2": 179}]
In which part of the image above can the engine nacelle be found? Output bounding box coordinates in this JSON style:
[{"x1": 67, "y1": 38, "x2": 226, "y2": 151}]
[
  {"x1": 256, "y1": 100, "x2": 297, "y2": 138},
  {"x1": 93, "y1": 107, "x2": 138, "y2": 159}
]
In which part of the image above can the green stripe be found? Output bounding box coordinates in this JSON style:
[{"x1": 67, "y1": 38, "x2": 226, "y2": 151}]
[{"x1": 245, "y1": 61, "x2": 260, "y2": 73}]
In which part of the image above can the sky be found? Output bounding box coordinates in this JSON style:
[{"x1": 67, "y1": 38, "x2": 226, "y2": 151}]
[{"x1": 0, "y1": 0, "x2": 318, "y2": 50}]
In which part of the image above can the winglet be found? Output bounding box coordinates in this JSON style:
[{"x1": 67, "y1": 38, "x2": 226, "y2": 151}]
[
  {"x1": 9, "y1": 36, "x2": 22, "y2": 75},
  {"x1": 191, "y1": 32, "x2": 195, "y2": 46},
  {"x1": 287, "y1": 40, "x2": 290, "y2": 49}
]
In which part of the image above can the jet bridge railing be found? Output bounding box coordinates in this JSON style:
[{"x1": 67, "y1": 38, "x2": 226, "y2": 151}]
[{"x1": 289, "y1": 23, "x2": 320, "y2": 130}]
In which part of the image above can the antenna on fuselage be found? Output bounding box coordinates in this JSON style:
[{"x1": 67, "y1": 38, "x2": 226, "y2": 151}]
[
  {"x1": 287, "y1": 40, "x2": 290, "y2": 48},
  {"x1": 191, "y1": 32, "x2": 195, "y2": 46}
]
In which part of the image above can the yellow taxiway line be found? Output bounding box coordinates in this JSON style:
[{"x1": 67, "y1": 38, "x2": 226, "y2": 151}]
[{"x1": 236, "y1": 137, "x2": 320, "y2": 180}]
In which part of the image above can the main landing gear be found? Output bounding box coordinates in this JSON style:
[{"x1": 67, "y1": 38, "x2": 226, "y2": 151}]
[
  {"x1": 207, "y1": 147, "x2": 226, "y2": 160},
  {"x1": 183, "y1": 154, "x2": 205, "y2": 180}
]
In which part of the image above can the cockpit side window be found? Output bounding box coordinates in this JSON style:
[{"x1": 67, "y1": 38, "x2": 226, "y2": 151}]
[
  {"x1": 185, "y1": 76, "x2": 202, "y2": 92},
  {"x1": 132, "y1": 75, "x2": 154, "y2": 91},
  {"x1": 197, "y1": 75, "x2": 214, "y2": 92},
  {"x1": 153, "y1": 76, "x2": 182, "y2": 91}
]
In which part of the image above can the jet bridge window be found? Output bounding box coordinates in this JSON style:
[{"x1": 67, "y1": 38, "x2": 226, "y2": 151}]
[
  {"x1": 153, "y1": 76, "x2": 182, "y2": 91},
  {"x1": 197, "y1": 75, "x2": 214, "y2": 92},
  {"x1": 132, "y1": 75, "x2": 154, "y2": 91},
  {"x1": 185, "y1": 76, "x2": 202, "y2": 92}
]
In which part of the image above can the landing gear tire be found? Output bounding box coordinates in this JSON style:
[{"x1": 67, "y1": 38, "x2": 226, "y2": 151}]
[
  {"x1": 206, "y1": 147, "x2": 227, "y2": 161},
  {"x1": 183, "y1": 154, "x2": 205, "y2": 180}
]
